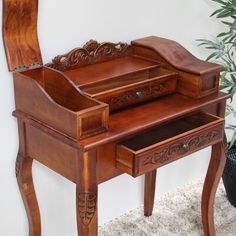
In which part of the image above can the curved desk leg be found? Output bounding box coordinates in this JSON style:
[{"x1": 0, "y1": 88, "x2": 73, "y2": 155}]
[
  {"x1": 202, "y1": 140, "x2": 226, "y2": 236},
  {"x1": 76, "y1": 150, "x2": 98, "y2": 236},
  {"x1": 144, "y1": 170, "x2": 157, "y2": 216},
  {"x1": 16, "y1": 153, "x2": 41, "y2": 236}
]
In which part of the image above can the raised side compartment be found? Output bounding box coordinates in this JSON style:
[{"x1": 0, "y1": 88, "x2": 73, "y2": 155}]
[
  {"x1": 132, "y1": 36, "x2": 222, "y2": 98},
  {"x1": 116, "y1": 112, "x2": 224, "y2": 177},
  {"x1": 13, "y1": 67, "x2": 109, "y2": 140}
]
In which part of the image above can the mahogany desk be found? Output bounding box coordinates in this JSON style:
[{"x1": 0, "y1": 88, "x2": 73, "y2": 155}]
[{"x1": 2, "y1": 1, "x2": 229, "y2": 235}]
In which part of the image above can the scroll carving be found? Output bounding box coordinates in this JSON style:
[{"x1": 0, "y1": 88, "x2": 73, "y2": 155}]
[
  {"x1": 77, "y1": 192, "x2": 97, "y2": 225},
  {"x1": 105, "y1": 83, "x2": 164, "y2": 110},
  {"x1": 46, "y1": 40, "x2": 131, "y2": 71},
  {"x1": 143, "y1": 129, "x2": 222, "y2": 166}
]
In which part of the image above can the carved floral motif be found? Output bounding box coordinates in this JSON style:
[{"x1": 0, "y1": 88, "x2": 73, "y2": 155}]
[
  {"x1": 46, "y1": 40, "x2": 130, "y2": 71},
  {"x1": 143, "y1": 129, "x2": 222, "y2": 166},
  {"x1": 77, "y1": 192, "x2": 97, "y2": 226}
]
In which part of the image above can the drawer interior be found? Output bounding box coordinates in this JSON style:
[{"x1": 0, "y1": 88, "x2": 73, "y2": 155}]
[{"x1": 120, "y1": 112, "x2": 222, "y2": 152}]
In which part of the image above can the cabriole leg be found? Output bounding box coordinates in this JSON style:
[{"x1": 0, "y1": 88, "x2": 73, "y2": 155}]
[
  {"x1": 16, "y1": 119, "x2": 41, "y2": 236},
  {"x1": 144, "y1": 170, "x2": 157, "y2": 216},
  {"x1": 76, "y1": 150, "x2": 98, "y2": 236},
  {"x1": 16, "y1": 153, "x2": 41, "y2": 236},
  {"x1": 202, "y1": 141, "x2": 226, "y2": 236}
]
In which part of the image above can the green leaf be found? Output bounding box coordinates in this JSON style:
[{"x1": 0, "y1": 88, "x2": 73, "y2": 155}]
[
  {"x1": 212, "y1": 0, "x2": 227, "y2": 5},
  {"x1": 217, "y1": 32, "x2": 229, "y2": 37},
  {"x1": 229, "y1": 131, "x2": 236, "y2": 149},
  {"x1": 206, "y1": 52, "x2": 220, "y2": 61},
  {"x1": 197, "y1": 39, "x2": 218, "y2": 47},
  {"x1": 217, "y1": 10, "x2": 235, "y2": 18},
  {"x1": 228, "y1": 85, "x2": 236, "y2": 99},
  {"x1": 222, "y1": 33, "x2": 234, "y2": 42},
  {"x1": 230, "y1": 18, "x2": 236, "y2": 28},
  {"x1": 220, "y1": 84, "x2": 231, "y2": 89},
  {"x1": 211, "y1": 8, "x2": 224, "y2": 17},
  {"x1": 230, "y1": 73, "x2": 236, "y2": 83},
  {"x1": 225, "y1": 34, "x2": 236, "y2": 44},
  {"x1": 222, "y1": 20, "x2": 233, "y2": 26}
]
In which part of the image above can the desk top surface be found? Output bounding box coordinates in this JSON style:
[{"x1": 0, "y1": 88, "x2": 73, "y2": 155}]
[
  {"x1": 79, "y1": 92, "x2": 229, "y2": 150},
  {"x1": 64, "y1": 56, "x2": 158, "y2": 86}
]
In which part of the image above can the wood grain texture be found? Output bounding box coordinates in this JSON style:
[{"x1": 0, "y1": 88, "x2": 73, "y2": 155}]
[
  {"x1": 26, "y1": 124, "x2": 78, "y2": 182},
  {"x1": 64, "y1": 56, "x2": 159, "y2": 86},
  {"x1": 3, "y1": 0, "x2": 42, "y2": 71},
  {"x1": 76, "y1": 150, "x2": 98, "y2": 236},
  {"x1": 93, "y1": 76, "x2": 177, "y2": 112},
  {"x1": 2, "y1": 25, "x2": 230, "y2": 236},
  {"x1": 80, "y1": 92, "x2": 229, "y2": 150},
  {"x1": 16, "y1": 120, "x2": 41, "y2": 236},
  {"x1": 16, "y1": 154, "x2": 41, "y2": 236},
  {"x1": 132, "y1": 36, "x2": 222, "y2": 98},
  {"x1": 144, "y1": 170, "x2": 157, "y2": 216},
  {"x1": 202, "y1": 141, "x2": 226, "y2": 236},
  {"x1": 46, "y1": 40, "x2": 131, "y2": 71},
  {"x1": 116, "y1": 113, "x2": 224, "y2": 177},
  {"x1": 132, "y1": 36, "x2": 221, "y2": 75},
  {"x1": 14, "y1": 67, "x2": 109, "y2": 140}
]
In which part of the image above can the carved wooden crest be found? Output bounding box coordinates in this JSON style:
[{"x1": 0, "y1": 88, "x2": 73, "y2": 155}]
[
  {"x1": 46, "y1": 40, "x2": 131, "y2": 71},
  {"x1": 77, "y1": 192, "x2": 97, "y2": 225}
]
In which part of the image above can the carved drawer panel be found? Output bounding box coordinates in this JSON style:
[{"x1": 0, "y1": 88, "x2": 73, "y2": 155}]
[
  {"x1": 116, "y1": 112, "x2": 224, "y2": 177},
  {"x1": 80, "y1": 67, "x2": 178, "y2": 112},
  {"x1": 96, "y1": 76, "x2": 177, "y2": 111}
]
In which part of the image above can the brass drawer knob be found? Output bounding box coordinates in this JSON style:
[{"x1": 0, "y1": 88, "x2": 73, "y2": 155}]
[
  {"x1": 182, "y1": 143, "x2": 189, "y2": 152},
  {"x1": 136, "y1": 91, "x2": 142, "y2": 97}
]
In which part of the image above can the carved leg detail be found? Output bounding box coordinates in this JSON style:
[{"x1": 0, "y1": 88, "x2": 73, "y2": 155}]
[
  {"x1": 202, "y1": 141, "x2": 226, "y2": 236},
  {"x1": 76, "y1": 150, "x2": 98, "y2": 236},
  {"x1": 16, "y1": 153, "x2": 41, "y2": 236},
  {"x1": 144, "y1": 170, "x2": 157, "y2": 216}
]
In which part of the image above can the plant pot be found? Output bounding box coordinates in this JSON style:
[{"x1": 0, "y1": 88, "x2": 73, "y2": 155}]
[{"x1": 222, "y1": 144, "x2": 236, "y2": 207}]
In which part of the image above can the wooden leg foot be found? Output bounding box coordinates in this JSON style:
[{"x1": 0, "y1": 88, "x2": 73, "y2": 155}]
[
  {"x1": 76, "y1": 150, "x2": 98, "y2": 236},
  {"x1": 144, "y1": 170, "x2": 157, "y2": 216},
  {"x1": 202, "y1": 141, "x2": 226, "y2": 236},
  {"x1": 16, "y1": 153, "x2": 41, "y2": 236}
]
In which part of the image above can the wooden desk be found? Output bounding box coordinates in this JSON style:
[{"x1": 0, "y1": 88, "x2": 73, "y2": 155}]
[
  {"x1": 14, "y1": 92, "x2": 228, "y2": 236},
  {"x1": 2, "y1": 1, "x2": 229, "y2": 235}
]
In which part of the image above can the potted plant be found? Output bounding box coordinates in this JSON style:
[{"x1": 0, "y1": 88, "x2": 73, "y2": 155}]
[{"x1": 198, "y1": 0, "x2": 236, "y2": 206}]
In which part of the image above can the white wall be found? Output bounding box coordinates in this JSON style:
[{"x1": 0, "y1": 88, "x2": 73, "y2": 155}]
[{"x1": 0, "y1": 0, "x2": 225, "y2": 235}]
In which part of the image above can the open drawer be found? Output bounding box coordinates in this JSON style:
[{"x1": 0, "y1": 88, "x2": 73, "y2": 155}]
[{"x1": 116, "y1": 112, "x2": 224, "y2": 177}]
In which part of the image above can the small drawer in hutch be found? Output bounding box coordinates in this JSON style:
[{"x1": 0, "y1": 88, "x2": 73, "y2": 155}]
[{"x1": 116, "y1": 112, "x2": 224, "y2": 177}]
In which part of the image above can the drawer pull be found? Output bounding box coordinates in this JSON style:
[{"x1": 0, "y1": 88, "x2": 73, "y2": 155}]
[
  {"x1": 182, "y1": 143, "x2": 189, "y2": 152},
  {"x1": 143, "y1": 130, "x2": 221, "y2": 166},
  {"x1": 116, "y1": 113, "x2": 224, "y2": 177},
  {"x1": 136, "y1": 91, "x2": 142, "y2": 97},
  {"x1": 106, "y1": 83, "x2": 167, "y2": 111}
]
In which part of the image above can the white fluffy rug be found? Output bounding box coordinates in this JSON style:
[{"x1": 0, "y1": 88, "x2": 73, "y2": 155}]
[{"x1": 99, "y1": 181, "x2": 236, "y2": 236}]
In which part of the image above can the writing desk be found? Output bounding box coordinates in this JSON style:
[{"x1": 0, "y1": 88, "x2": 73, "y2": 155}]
[{"x1": 3, "y1": 1, "x2": 229, "y2": 235}]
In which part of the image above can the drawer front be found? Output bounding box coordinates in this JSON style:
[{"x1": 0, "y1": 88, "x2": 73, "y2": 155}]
[
  {"x1": 116, "y1": 117, "x2": 224, "y2": 177},
  {"x1": 95, "y1": 77, "x2": 177, "y2": 111}
]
